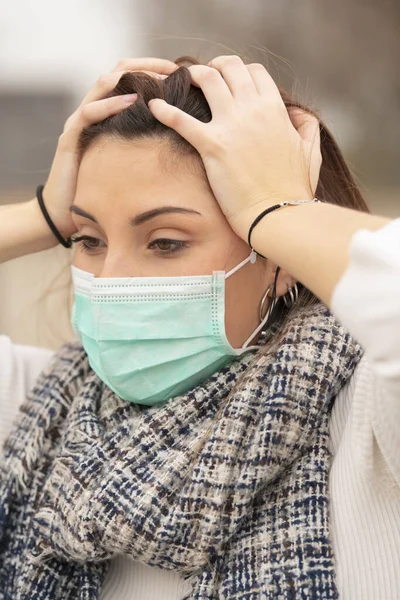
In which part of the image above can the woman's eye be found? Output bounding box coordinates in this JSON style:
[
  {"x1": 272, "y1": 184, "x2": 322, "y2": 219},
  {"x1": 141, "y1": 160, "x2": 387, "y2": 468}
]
[
  {"x1": 148, "y1": 238, "x2": 188, "y2": 255},
  {"x1": 70, "y1": 235, "x2": 106, "y2": 253}
]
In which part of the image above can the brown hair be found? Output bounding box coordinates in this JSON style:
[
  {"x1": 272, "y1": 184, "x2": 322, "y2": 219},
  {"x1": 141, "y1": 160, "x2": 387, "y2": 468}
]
[
  {"x1": 78, "y1": 57, "x2": 370, "y2": 459},
  {"x1": 79, "y1": 60, "x2": 211, "y2": 161},
  {"x1": 79, "y1": 56, "x2": 368, "y2": 210}
]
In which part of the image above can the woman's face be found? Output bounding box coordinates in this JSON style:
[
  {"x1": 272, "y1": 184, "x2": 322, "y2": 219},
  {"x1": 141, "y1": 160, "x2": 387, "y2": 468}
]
[{"x1": 71, "y1": 138, "x2": 284, "y2": 347}]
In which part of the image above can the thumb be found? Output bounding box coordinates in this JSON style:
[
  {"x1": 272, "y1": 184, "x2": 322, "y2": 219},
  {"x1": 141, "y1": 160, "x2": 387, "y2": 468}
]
[{"x1": 148, "y1": 99, "x2": 206, "y2": 150}]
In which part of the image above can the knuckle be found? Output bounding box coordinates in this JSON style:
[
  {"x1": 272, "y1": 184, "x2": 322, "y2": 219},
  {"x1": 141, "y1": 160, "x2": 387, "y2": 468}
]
[
  {"x1": 212, "y1": 54, "x2": 242, "y2": 65},
  {"x1": 199, "y1": 66, "x2": 221, "y2": 82},
  {"x1": 62, "y1": 111, "x2": 78, "y2": 133},
  {"x1": 227, "y1": 54, "x2": 243, "y2": 64},
  {"x1": 247, "y1": 62, "x2": 265, "y2": 71},
  {"x1": 190, "y1": 64, "x2": 209, "y2": 75},
  {"x1": 189, "y1": 64, "x2": 222, "y2": 83},
  {"x1": 79, "y1": 104, "x2": 92, "y2": 123},
  {"x1": 169, "y1": 109, "x2": 184, "y2": 129},
  {"x1": 96, "y1": 73, "x2": 111, "y2": 89},
  {"x1": 115, "y1": 58, "x2": 129, "y2": 70},
  {"x1": 57, "y1": 131, "x2": 72, "y2": 150},
  {"x1": 146, "y1": 58, "x2": 176, "y2": 71},
  {"x1": 58, "y1": 131, "x2": 67, "y2": 146}
]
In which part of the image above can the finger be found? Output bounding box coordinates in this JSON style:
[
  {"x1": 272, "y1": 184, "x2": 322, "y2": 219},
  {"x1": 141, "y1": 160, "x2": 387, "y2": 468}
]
[
  {"x1": 81, "y1": 71, "x2": 127, "y2": 106},
  {"x1": 67, "y1": 94, "x2": 138, "y2": 134},
  {"x1": 148, "y1": 99, "x2": 207, "y2": 151},
  {"x1": 82, "y1": 64, "x2": 173, "y2": 107},
  {"x1": 188, "y1": 65, "x2": 233, "y2": 115},
  {"x1": 208, "y1": 55, "x2": 257, "y2": 100},
  {"x1": 246, "y1": 63, "x2": 281, "y2": 98},
  {"x1": 140, "y1": 71, "x2": 168, "y2": 80},
  {"x1": 111, "y1": 57, "x2": 178, "y2": 75}
]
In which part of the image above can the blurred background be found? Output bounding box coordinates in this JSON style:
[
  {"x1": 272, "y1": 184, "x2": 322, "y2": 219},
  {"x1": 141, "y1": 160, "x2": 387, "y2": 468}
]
[{"x1": 0, "y1": 0, "x2": 399, "y2": 349}]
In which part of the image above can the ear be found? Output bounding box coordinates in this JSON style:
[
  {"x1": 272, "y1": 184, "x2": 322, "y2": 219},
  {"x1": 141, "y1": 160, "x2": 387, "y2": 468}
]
[
  {"x1": 287, "y1": 107, "x2": 322, "y2": 195},
  {"x1": 267, "y1": 263, "x2": 297, "y2": 299}
]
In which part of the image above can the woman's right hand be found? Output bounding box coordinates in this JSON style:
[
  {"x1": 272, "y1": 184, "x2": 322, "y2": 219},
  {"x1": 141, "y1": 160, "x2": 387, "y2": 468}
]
[{"x1": 42, "y1": 58, "x2": 178, "y2": 241}]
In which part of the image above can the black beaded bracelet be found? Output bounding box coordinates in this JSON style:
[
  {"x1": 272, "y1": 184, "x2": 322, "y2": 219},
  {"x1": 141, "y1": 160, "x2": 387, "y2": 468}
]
[
  {"x1": 36, "y1": 185, "x2": 72, "y2": 248},
  {"x1": 247, "y1": 198, "x2": 320, "y2": 258}
]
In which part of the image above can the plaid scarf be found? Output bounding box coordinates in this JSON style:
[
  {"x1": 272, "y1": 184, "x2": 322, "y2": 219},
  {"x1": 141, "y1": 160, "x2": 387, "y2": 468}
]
[{"x1": 0, "y1": 304, "x2": 363, "y2": 599}]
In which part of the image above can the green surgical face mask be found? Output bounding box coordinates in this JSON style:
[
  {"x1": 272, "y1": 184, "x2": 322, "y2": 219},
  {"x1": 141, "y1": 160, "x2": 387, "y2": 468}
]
[{"x1": 71, "y1": 251, "x2": 270, "y2": 406}]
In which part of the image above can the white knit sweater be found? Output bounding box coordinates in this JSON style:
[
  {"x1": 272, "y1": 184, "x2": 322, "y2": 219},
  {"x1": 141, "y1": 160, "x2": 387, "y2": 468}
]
[{"x1": 1, "y1": 219, "x2": 399, "y2": 600}]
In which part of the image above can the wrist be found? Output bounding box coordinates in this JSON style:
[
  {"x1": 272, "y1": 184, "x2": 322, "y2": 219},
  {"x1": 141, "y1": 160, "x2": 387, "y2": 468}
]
[
  {"x1": 231, "y1": 193, "x2": 316, "y2": 245},
  {"x1": 26, "y1": 198, "x2": 61, "y2": 249},
  {"x1": 38, "y1": 185, "x2": 75, "y2": 246}
]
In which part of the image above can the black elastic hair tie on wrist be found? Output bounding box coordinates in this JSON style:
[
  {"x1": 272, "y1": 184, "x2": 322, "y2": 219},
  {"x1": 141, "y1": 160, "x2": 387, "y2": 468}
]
[
  {"x1": 247, "y1": 204, "x2": 282, "y2": 259},
  {"x1": 36, "y1": 185, "x2": 72, "y2": 248}
]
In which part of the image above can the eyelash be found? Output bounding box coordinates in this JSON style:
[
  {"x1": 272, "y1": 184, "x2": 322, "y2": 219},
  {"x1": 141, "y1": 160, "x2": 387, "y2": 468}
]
[
  {"x1": 70, "y1": 235, "x2": 188, "y2": 256},
  {"x1": 148, "y1": 238, "x2": 188, "y2": 254},
  {"x1": 70, "y1": 236, "x2": 104, "y2": 252}
]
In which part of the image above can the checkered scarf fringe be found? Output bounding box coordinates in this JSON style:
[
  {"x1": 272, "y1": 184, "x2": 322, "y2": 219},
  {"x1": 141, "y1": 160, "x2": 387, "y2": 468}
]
[{"x1": 0, "y1": 304, "x2": 363, "y2": 599}]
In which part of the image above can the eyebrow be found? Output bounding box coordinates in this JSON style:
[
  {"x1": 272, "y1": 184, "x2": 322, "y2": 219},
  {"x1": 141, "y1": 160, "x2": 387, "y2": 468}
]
[
  {"x1": 69, "y1": 205, "x2": 202, "y2": 225},
  {"x1": 130, "y1": 206, "x2": 202, "y2": 226}
]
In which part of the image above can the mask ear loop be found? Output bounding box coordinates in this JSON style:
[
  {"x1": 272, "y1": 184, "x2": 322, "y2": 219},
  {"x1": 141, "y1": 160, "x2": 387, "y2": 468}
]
[
  {"x1": 242, "y1": 266, "x2": 281, "y2": 349},
  {"x1": 225, "y1": 250, "x2": 257, "y2": 279}
]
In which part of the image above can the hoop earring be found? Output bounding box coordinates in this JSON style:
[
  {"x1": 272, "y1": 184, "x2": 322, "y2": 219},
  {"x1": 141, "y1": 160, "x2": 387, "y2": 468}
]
[
  {"x1": 283, "y1": 283, "x2": 299, "y2": 309},
  {"x1": 259, "y1": 284, "x2": 275, "y2": 323}
]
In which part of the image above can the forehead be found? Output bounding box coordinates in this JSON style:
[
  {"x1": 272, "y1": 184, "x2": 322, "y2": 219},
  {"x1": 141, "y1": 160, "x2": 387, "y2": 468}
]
[
  {"x1": 79, "y1": 137, "x2": 203, "y2": 180},
  {"x1": 75, "y1": 138, "x2": 214, "y2": 215}
]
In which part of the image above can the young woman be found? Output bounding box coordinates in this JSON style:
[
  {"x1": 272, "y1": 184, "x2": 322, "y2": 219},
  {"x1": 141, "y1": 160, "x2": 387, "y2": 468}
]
[{"x1": 0, "y1": 56, "x2": 398, "y2": 600}]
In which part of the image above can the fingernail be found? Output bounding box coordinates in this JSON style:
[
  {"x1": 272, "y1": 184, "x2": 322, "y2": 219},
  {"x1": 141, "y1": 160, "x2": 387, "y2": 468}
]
[{"x1": 123, "y1": 93, "x2": 138, "y2": 103}]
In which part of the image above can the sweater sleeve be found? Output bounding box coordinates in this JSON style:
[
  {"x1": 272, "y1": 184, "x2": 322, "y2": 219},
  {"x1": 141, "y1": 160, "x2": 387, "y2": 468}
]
[
  {"x1": 0, "y1": 335, "x2": 54, "y2": 449},
  {"x1": 331, "y1": 217, "x2": 400, "y2": 486}
]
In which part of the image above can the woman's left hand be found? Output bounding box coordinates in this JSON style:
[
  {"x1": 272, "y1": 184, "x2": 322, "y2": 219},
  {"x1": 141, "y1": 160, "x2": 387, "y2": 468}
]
[{"x1": 148, "y1": 55, "x2": 322, "y2": 242}]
